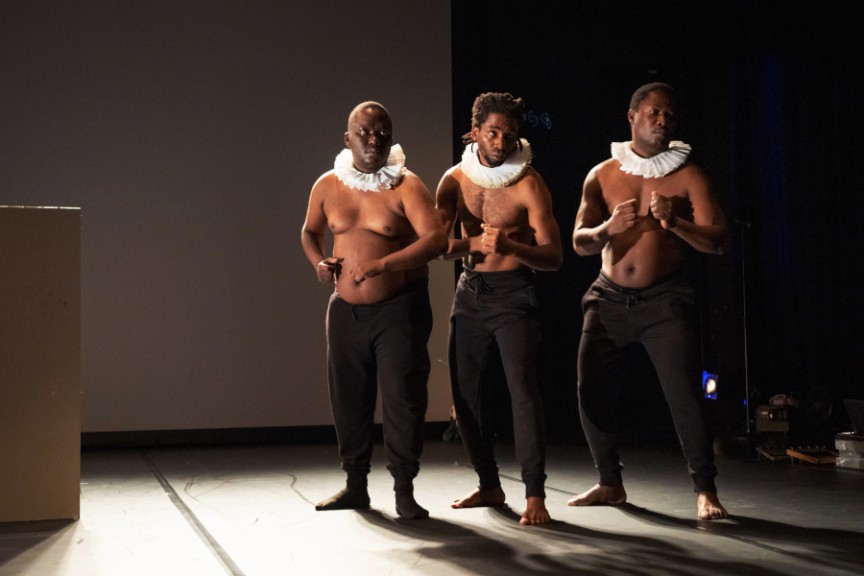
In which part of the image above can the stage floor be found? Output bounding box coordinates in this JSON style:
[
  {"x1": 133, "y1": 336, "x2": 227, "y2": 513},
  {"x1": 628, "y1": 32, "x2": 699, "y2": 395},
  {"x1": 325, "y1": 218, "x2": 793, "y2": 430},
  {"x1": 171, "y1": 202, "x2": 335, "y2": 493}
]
[{"x1": 1, "y1": 438, "x2": 861, "y2": 575}]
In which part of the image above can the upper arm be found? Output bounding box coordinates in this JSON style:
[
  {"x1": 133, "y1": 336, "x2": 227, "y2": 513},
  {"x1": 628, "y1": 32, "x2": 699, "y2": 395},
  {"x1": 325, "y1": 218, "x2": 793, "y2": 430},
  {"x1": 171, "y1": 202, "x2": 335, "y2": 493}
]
[
  {"x1": 686, "y1": 167, "x2": 727, "y2": 228},
  {"x1": 302, "y1": 177, "x2": 330, "y2": 235},
  {"x1": 434, "y1": 169, "x2": 459, "y2": 233},
  {"x1": 576, "y1": 167, "x2": 607, "y2": 230},
  {"x1": 523, "y1": 171, "x2": 561, "y2": 247},
  {"x1": 402, "y1": 175, "x2": 444, "y2": 239}
]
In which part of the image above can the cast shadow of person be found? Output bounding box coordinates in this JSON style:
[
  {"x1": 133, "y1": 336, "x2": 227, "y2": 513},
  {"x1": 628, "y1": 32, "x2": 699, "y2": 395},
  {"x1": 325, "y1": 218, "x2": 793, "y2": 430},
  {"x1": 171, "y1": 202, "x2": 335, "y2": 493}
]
[
  {"x1": 358, "y1": 507, "x2": 791, "y2": 576},
  {"x1": 618, "y1": 503, "x2": 863, "y2": 574}
]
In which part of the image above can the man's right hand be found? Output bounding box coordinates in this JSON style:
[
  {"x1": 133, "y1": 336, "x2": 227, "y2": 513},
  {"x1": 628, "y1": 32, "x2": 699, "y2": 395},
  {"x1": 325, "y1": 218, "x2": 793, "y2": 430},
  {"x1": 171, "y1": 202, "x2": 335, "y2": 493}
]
[
  {"x1": 316, "y1": 257, "x2": 343, "y2": 283},
  {"x1": 607, "y1": 198, "x2": 638, "y2": 236},
  {"x1": 478, "y1": 223, "x2": 520, "y2": 256}
]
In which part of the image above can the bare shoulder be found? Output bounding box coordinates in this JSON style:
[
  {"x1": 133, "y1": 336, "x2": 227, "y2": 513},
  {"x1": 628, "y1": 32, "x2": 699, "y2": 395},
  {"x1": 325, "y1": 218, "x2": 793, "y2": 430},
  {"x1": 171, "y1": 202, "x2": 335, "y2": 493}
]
[
  {"x1": 310, "y1": 169, "x2": 340, "y2": 194},
  {"x1": 435, "y1": 164, "x2": 465, "y2": 196},
  {"x1": 516, "y1": 166, "x2": 550, "y2": 193},
  {"x1": 578, "y1": 159, "x2": 619, "y2": 216},
  {"x1": 676, "y1": 161, "x2": 709, "y2": 180},
  {"x1": 442, "y1": 164, "x2": 466, "y2": 187},
  {"x1": 522, "y1": 166, "x2": 546, "y2": 184},
  {"x1": 400, "y1": 169, "x2": 433, "y2": 198},
  {"x1": 443, "y1": 164, "x2": 462, "y2": 179},
  {"x1": 672, "y1": 161, "x2": 713, "y2": 195},
  {"x1": 589, "y1": 158, "x2": 622, "y2": 182}
]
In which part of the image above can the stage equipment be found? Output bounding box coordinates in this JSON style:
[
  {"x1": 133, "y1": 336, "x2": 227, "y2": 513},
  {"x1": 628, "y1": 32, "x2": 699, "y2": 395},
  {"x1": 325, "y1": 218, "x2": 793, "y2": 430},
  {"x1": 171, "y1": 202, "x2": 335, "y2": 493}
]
[{"x1": 702, "y1": 371, "x2": 718, "y2": 400}]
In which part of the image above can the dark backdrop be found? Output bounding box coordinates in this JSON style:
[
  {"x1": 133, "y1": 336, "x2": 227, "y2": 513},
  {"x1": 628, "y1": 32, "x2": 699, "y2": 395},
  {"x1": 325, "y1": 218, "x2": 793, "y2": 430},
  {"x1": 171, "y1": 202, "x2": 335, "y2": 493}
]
[{"x1": 451, "y1": 1, "x2": 864, "y2": 444}]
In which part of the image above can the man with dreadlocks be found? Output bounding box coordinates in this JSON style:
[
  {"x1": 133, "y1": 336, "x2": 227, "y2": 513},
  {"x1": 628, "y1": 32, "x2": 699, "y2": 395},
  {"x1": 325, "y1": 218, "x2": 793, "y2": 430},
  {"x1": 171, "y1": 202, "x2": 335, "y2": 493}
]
[{"x1": 435, "y1": 92, "x2": 562, "y2": 525}]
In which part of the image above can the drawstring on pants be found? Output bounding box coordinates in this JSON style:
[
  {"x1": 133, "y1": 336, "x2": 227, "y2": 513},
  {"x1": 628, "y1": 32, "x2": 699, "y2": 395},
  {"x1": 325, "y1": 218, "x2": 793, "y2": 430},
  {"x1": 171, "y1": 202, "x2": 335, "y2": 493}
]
[{"x1": 465, "y1": 271, "x2": 495, "y2": 299}]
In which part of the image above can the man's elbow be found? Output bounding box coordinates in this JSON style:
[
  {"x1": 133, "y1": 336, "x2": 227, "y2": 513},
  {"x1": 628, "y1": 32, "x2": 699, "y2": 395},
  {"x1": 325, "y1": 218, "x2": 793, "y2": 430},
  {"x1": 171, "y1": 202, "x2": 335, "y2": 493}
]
[
  {"x1": 550, "y1": 250, "x2": 564, "y2": 271},
  {"x1": 711, "y1": 229, "x2": 731, "y2": 255},
  {"x1": 534, "y1": 246, "x2": 563, "y2": 272},
  {"x1": 572, "y1": 229, "x2": 599, "y2": 257},
  {"x1": 712, "y1": 238, "x2": 730, "y2": 255},
  {"x1": 573, "y1": 238, "x2": 597, "y2": 257},
  {"x1": 430, "y1": 230, "x2": 449, "y2": 258}
]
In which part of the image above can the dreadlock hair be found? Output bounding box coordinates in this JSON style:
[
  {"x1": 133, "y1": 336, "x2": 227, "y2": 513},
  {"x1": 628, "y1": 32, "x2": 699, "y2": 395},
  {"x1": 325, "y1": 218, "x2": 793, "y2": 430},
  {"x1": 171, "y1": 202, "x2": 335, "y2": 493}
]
[{"x1": 461, "y1": 92, "x2": 524, "y2": 145}]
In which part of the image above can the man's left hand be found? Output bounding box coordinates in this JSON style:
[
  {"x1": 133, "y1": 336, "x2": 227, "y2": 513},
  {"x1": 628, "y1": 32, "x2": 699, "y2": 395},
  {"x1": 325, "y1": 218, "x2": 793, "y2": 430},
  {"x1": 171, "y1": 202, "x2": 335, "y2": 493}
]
[
  {"x1": 480, "y1": 224, "x2": 519, "y2": 255},
  {"x1": 349, "y1": 259, "x2": 385, "y2": 283},
  {"x1": 650, "y1": 191, "x2": 678, "y2": 229}
]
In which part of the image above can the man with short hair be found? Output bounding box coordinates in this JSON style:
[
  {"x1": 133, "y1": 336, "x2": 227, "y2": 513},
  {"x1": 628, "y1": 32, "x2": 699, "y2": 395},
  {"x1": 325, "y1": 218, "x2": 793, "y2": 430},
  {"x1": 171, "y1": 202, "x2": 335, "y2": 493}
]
[
  {"x1": 301, "y1": 101, "x2": 447, "y2": 519},
  {"x1": 436, "y1": 92, "x2": 563, "y2": 525},
  {"x1": 571, "y1": 82, "x2": 729, "y2": 520}
]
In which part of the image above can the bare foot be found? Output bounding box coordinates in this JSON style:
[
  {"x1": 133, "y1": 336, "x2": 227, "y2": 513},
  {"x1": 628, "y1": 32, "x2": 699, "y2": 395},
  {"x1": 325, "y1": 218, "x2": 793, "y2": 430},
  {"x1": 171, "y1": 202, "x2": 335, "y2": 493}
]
[
  {"x1": 567, "y1": 483, "x2": 627, "y2": 506},
  {"x1": 451, "y1": 486, "x2": 506, "y2": 509},
  {"x1": 697, "y1": 491, "x2": 728, "y2": 520},
  {"x1": 519, "y1": 496, "x2": 551, "y2": 525}
]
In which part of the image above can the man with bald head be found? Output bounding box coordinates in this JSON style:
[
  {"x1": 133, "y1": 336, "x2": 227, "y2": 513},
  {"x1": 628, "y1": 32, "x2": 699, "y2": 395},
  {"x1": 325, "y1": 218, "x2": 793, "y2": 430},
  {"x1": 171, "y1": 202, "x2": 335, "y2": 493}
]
[{"x1": 301, "y1": 101, "x2": 446, "y2": 519}]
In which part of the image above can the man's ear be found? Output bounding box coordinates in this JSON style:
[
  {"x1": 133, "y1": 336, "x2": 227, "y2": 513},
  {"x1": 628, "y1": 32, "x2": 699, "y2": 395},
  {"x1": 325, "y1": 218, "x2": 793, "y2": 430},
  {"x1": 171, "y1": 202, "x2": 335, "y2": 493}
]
[{"x1": 344, "y1": 132, "x2": 350, "y2": 147}]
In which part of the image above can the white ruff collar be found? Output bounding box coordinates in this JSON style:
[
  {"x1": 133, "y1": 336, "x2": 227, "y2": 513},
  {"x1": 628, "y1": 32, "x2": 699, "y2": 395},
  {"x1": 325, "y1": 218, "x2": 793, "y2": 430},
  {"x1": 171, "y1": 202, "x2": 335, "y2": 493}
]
[
  {"x1": 612, "y1": 141, "x2": 691, "y2": 178},
  {"x1": 461, "y1": 139, "x2": 532, "y2": 188},
  {"x1": 334, "y1": 144, "x2": 406, "y2": 192}
]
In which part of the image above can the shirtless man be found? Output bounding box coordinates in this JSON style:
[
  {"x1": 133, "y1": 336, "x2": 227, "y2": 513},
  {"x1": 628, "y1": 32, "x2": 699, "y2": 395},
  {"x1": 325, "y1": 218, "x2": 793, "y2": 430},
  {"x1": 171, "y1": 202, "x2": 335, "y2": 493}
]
[
  {"x1": 436, "y1": 92, "x2": 562, "y2": 526},
  {"x1": 570, "y1": 82, "x2": 729, "y2": 520},
  {"x1": 301, "y1": 101, "x2": 446, "y2": 519}
]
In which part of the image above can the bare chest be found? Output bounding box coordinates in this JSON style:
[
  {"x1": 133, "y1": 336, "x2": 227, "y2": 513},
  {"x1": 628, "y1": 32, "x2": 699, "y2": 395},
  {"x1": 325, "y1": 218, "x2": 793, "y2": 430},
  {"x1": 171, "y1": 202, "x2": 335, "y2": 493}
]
[
  {"x1": 602, "y1": 170, "x2": 688, "y2": 216},
  {"x1": 325, "y1": 189, "x2": 408, "y2": 237},
  {"x1": 460, "y1": 182, "x2": 523, "y2": 227}
]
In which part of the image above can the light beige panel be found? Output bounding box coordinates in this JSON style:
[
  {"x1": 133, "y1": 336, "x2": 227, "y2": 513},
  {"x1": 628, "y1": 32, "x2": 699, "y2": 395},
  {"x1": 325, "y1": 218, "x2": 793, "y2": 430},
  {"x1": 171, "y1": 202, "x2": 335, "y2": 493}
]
[
  {"x1": 0, "y1": 206, "x2": 81, "y2": 521},
  {"x1": 0, "y1": 2, "x2": 452, "y2": 432}
]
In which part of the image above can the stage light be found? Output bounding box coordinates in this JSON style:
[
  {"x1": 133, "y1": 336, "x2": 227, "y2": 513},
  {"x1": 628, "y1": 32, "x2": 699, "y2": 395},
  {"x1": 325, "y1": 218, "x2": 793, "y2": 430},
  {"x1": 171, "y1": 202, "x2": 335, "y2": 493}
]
[{"x1": 702, "y1": 371, "x2": 718, "y2": 400}]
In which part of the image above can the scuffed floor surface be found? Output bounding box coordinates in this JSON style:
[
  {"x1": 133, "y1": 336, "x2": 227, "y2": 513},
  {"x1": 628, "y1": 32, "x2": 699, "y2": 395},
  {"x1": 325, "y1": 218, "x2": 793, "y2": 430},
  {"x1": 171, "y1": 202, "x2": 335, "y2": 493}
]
[{"x1": 1, "y1": 439, "x2": 861, "y2": 576}]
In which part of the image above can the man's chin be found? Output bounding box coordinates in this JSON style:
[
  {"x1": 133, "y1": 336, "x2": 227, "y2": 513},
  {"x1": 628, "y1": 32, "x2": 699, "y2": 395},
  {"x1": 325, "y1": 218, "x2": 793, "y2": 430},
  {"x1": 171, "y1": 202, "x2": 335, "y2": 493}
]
[
  {"x1": 355, "y1": 156, "x2": 387, "y2": 173},
  {"x1": 481, "y1": 155, "x2": 506, "y2": 168}
]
